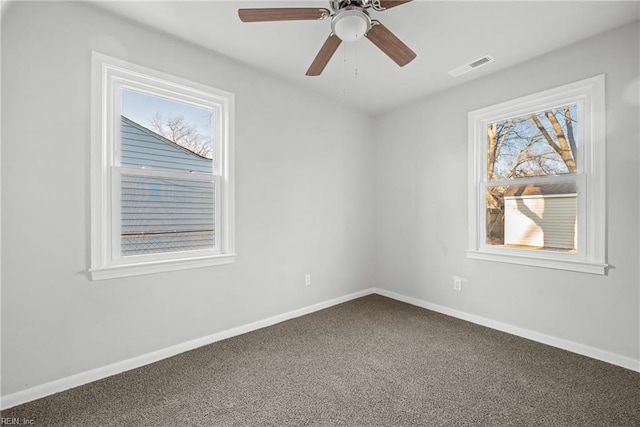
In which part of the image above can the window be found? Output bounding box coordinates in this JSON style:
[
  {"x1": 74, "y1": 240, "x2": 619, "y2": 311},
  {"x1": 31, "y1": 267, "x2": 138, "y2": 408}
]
[
  {"x1": 467, "y1": 75, "x2": 606, "y2": 274},
  {"x1": 90, "y1": 53, "x2": 235, "y2": 280}
]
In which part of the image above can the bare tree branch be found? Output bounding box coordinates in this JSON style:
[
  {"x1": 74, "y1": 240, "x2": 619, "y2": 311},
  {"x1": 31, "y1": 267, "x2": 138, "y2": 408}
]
[
  {"x1": 149, "y1": 113, "x2": 212, "y2": 159},
  {"x1": 545, "y1": 110, "x2": 576, "y2": 173},
  {"x1": 563, "y1": 107, "x2": 577, "y2": 161},
  {"x1": 530, "y1": 112, "x2": 576, "y2": 173},
  {"x1": 530, "y1": 114, "x2": 561, "y2": 153}
]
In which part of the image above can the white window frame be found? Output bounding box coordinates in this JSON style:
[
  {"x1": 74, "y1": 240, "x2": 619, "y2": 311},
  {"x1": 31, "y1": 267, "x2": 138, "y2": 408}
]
[
  {"x1": 467, "y1": 75, "x2": 606, "y2": 275},
  {"x1": 90, "y1": 52, "x2": 235, "y2": 280}
]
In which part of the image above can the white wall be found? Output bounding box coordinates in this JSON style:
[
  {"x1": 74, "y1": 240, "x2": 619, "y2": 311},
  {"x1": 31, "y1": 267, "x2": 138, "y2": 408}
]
[
  {"x1": 1, "y1": 2, "x2": 375, "y2": 396},
  {"x1": 2, "y1": 1, "x2": 639, "y2": 405},
  {"x1": 374, "y1": 23, "x2": 640, "y2": 363}
]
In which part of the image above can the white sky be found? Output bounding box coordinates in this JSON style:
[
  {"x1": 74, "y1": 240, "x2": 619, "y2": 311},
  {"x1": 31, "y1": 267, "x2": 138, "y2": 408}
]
[{"x1": 121, "y1": 88, "x2": 213, "y2": 138}]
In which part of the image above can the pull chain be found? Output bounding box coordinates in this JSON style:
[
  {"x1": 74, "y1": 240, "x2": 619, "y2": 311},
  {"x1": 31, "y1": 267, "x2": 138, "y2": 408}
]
[
  {"x1": 343, "y1": 42, "x2": 347, "y2": 95},
  {"x1": 342, "y1": 39, "x2": 360, "y2": 95},
  {"x1": 354, "y1": 38, "x2": 359, "y2": 79}
]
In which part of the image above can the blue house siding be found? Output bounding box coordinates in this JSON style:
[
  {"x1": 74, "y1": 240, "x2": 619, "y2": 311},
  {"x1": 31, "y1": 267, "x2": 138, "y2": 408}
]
[
  {"x1": 120, "y1": 116, "x2": 212, "y2": 174},
  {"x1": 120, "y1": 116, "x2": 214, "y2": 255}
]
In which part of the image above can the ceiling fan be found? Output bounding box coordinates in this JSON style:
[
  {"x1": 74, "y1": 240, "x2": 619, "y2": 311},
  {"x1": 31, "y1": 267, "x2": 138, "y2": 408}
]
[{"x1": 238, "y1": 0, "x2": 416, "y2": 76}]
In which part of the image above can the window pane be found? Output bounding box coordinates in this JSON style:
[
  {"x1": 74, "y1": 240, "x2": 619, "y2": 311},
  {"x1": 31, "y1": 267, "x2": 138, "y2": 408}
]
[
  {"x1": 486, "y1": 182, "x2": 577, "y2": 252},
  {"x1": 487, "y1": 104, "x2": 578, "y2": 181},
  {"x1": 121, "y1": 174, "x2": 215, "y2": 256},
  {"x1": 120, "y1": 88, "x2": 214, "y2": 173}
]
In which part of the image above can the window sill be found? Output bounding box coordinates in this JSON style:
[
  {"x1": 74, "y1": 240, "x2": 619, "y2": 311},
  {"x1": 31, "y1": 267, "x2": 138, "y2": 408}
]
[
  {"x1": 90, "y1": 253, "x2": 237, "y2": 280},
  {"x1": 466, "y1": 250, "x2": 607, "y2": 275}
]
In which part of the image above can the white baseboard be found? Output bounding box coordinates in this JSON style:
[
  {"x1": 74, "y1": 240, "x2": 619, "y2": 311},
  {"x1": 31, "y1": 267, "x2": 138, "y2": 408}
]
[
  {"x1": 374, "y1": 287, "x2": 640, "y2": 373},
  {"x1": 3, "y1": 286, "x2": 638, "y2": 410},
  {"x1": 0, "y1": 288, "x2": 375, "y2": 410}
]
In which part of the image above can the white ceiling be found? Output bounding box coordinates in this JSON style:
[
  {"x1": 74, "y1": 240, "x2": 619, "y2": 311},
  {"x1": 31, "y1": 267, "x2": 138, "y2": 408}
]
[{"x1": 94, "y1": 1, "x2": 640, "y2": 116}]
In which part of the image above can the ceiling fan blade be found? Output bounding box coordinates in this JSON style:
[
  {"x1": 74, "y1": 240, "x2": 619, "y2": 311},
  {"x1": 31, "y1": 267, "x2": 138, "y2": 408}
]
[
  {"x1": 306, "y1": 34, "x2": 342, "y2": 76},
  {"x1": 238, "y1": 8, "x2": 329, "y2": 22},
  {"x1": 366, "y1": 22, "x2": 416, "y2": 67},
  {"x1": 378, "y1": 0, "x2": 413, "y2": 10}
]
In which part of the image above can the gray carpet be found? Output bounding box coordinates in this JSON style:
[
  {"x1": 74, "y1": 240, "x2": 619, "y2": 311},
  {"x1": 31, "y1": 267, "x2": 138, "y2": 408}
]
[{"x1": 2, "y1": 294, "x2": 639, "y2": 426}]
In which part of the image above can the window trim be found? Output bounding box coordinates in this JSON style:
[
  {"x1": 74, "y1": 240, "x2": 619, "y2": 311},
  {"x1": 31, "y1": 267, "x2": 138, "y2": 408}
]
[
  {"x1": 467, "y1": 75, "x2": 606, "y2": 275},
  {"x1": 90, "y1": 52, "x2": 236, "y2": 280}
]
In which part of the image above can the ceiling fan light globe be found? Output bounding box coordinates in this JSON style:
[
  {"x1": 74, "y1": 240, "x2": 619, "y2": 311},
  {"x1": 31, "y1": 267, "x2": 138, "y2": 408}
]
[{"x1": 332, "y1": 10, "x2": 370, "y2": 42}]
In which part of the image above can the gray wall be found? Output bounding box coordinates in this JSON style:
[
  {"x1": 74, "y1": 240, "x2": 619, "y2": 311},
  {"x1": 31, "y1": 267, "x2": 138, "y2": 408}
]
[
  {"x1": 1, "y1": 1, "x2": 639, "y2": 402},
  {"x1": 374, "y1": 22, "x2": 640, "y2": 362},
  {"x1": 1, "y1": 2, "x2": 376, "y2": 396}
]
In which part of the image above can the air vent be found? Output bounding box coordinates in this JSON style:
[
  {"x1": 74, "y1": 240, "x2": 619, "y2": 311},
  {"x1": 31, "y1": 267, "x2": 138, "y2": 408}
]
[{"x1": 448, "y1": 55, "x2": 494, "y2": 78}]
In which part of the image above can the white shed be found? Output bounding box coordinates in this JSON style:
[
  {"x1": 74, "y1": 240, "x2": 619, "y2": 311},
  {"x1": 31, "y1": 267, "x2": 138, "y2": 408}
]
[{"x1": 503, "y1": 185, "x2": 577, "y2": 251}]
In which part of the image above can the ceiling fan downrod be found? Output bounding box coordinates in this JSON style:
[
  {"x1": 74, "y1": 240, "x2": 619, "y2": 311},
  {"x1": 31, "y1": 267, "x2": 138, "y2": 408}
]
[{"x1": 330, "y1": 0, "x2": 385, "y2": 13}]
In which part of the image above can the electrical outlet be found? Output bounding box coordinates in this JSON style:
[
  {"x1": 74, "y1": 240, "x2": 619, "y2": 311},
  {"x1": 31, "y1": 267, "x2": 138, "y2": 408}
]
[
  {"x1": 305, "y1": 274, "x2": 311, "y2": 286},
  {"x1": 453, "y1": 276, "x2": 462, "y2": 291}
]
